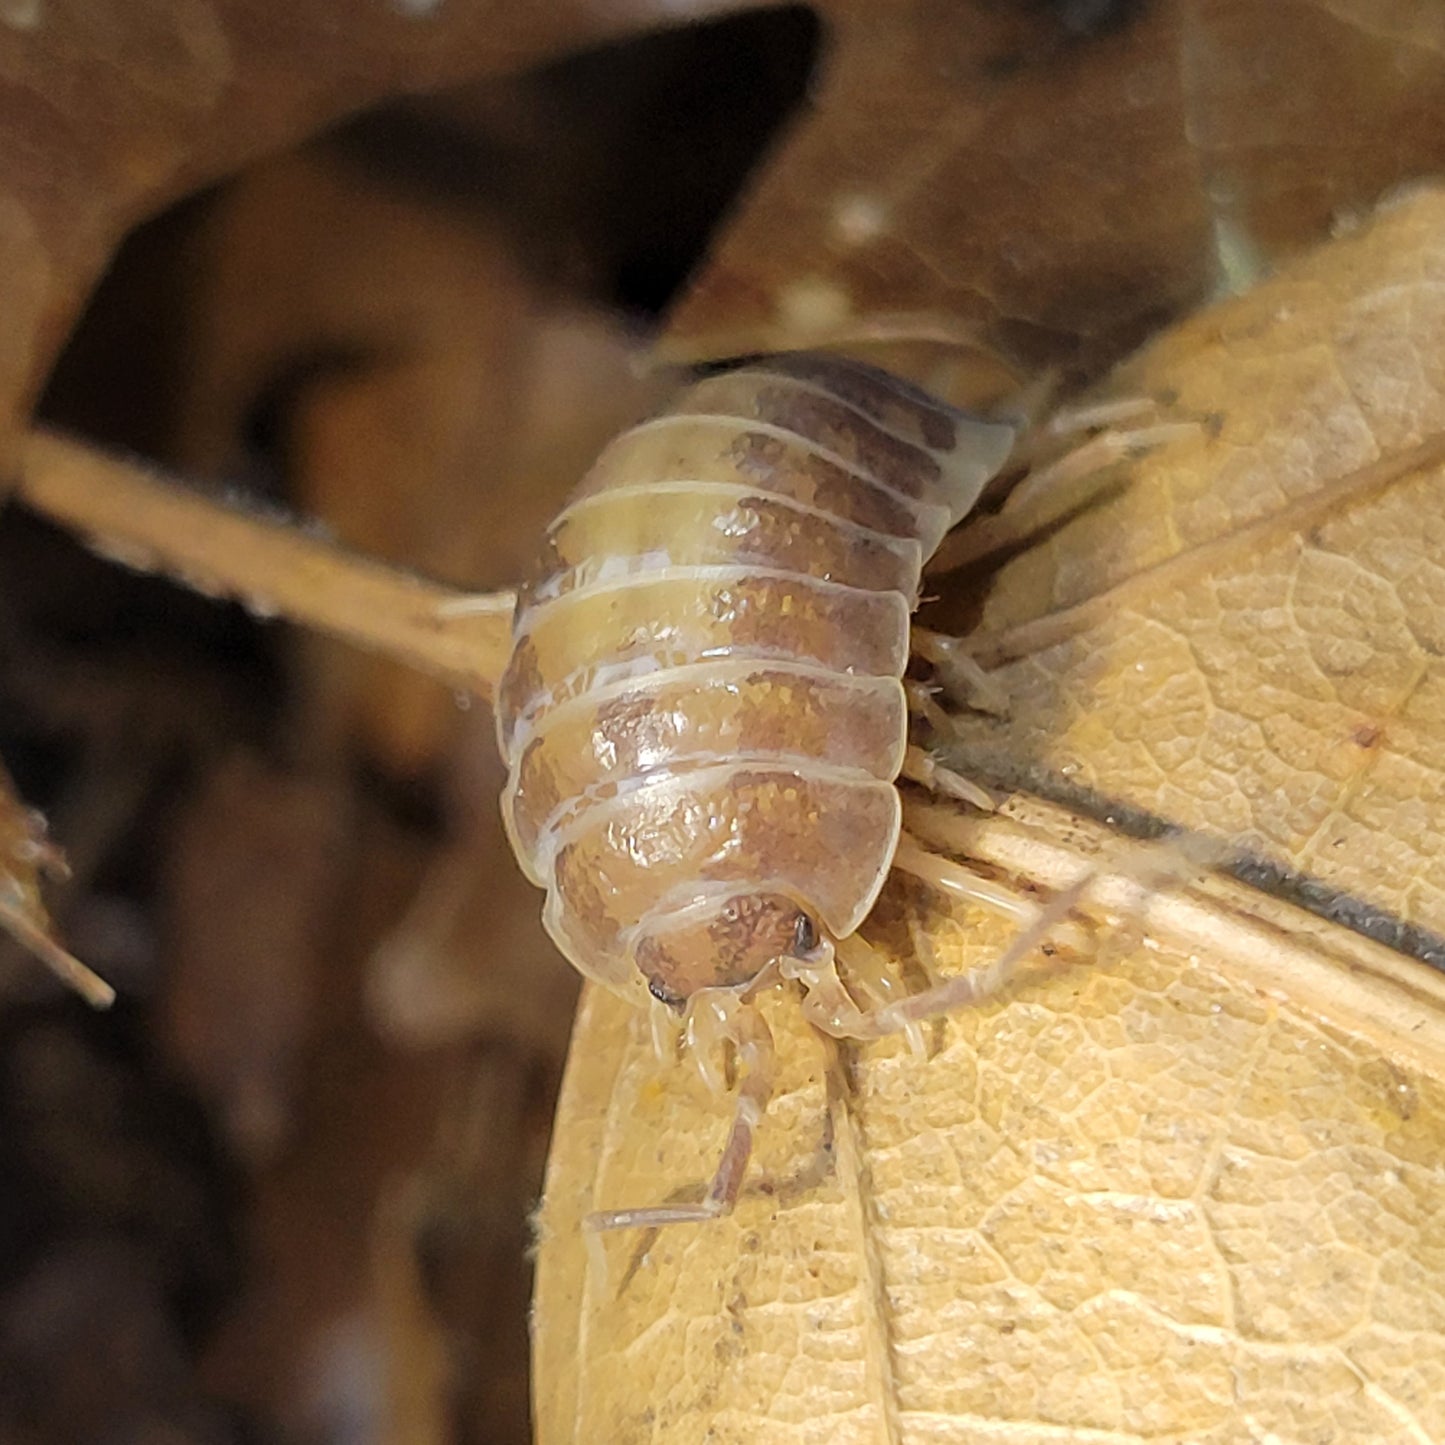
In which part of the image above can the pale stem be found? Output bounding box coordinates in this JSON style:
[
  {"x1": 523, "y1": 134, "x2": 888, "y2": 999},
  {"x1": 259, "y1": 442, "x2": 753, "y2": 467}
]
[{"x1": 15, "y1": 428, "x2": 517, "y2": 702}]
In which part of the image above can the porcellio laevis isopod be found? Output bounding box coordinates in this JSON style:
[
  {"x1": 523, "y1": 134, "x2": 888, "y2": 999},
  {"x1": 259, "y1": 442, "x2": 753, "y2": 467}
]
[{"x1": 494, "y1": 352, "x2": 1163, "y2": 1231}]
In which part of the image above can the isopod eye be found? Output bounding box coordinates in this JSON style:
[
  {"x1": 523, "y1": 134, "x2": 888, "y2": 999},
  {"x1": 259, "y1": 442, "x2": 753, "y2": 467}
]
[
  {"x1": 648, "y1": 975, "x2": 685, "y2": 1011},
  {"x1": 793, "y1": 913, "x2": 819, "y2": 955}
]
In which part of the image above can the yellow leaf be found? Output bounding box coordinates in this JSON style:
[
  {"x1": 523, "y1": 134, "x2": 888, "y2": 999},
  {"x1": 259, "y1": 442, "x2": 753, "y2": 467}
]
[{"x1": 534, "y1": 187, "x2": 1445, "y2": 1442}]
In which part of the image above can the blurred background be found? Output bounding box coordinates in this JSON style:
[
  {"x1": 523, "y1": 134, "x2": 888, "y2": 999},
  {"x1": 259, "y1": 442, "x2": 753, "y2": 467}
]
[{"x1": 0, "y1": 12, "x2": 822, "y2": 1442}]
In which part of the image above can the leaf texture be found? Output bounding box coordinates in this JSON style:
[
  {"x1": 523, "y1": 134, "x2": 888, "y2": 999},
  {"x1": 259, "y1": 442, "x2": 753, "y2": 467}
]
[
  {"x1": 533, "y1": 187, "x2": 1445, "y2": 1444},
  {"x1": 663, "y1": 0, "x2": 1445, "y2": 375}
]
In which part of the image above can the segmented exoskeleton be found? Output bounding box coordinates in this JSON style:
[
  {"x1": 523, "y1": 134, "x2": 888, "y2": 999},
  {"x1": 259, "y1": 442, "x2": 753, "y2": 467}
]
[{"x1": 494, "y1": 353, "x2": 1162, "y2": 1230}]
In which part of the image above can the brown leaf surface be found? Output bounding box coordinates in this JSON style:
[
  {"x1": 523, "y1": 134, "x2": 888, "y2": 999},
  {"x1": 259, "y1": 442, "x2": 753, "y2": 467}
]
[
  {"x1": 533, "y1": 188, "x2": 1445, "y2": 1442},
  {"x1": 663, "y1": 0, "x2": 1445, "y2": 375},
  {"x1": 0, "y1": 0, "x2": 747, "y2": 438}
]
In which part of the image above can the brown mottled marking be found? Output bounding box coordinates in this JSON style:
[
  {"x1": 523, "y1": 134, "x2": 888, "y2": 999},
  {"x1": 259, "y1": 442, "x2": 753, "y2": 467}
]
[{"x1": 664, "y1": 373, "x2": 947, "y2": 498}]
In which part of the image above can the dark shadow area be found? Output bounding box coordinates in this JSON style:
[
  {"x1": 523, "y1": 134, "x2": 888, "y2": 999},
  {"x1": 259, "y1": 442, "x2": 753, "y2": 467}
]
[{"x1": 1, "y1": 8, "x2": 823, "y2": 1442}]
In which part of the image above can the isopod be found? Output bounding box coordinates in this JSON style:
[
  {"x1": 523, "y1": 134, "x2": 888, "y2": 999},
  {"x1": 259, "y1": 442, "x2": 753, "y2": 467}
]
[{"x1": 494, "y1": 352, "x2": 1171, "y2": 1230}]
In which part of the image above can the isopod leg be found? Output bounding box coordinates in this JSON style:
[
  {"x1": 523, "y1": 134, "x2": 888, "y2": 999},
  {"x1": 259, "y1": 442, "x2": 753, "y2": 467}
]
[
  {"x1": 786, "y1": 839, "x2": 1094, "y2": 1043},
  {"x1": 894, "y1": 833, "x2": 1033, "y2": 924},
  {"x1": 875, "y1": 823, "x2": 1221, "y2": 1033},
  {"x1": 684, "y1": 987, "x2": 745, "y2": 1097},
  {"x1": 1044, "y1": 395, "x2": 1163, "y2": 436},
  {"x1": 903, "y1": 678, "x2": 955, "y2": 738},
  {"x1": 911, "y1": 627, "x2": 1010, "y2": 717},
  {"x1": 1000, "y1": 418, "x2": 1201, "y2": 519},
  {"x1": 648, "y1": 994, "x2": 683, "y2": 1066},
  {"x1": 787, "y1": 944, "x2": 874, "y2": 1040},
  {"x1": 871, "y1": 867, "x2": 1091, "y2": 1032},
  {"x1": 899, "y1": 744, "x2": 995, "y2": 812},
  {"x1": 933, "y1": 415, "x2": 1199, "y2": 572},
  {"x1": 584, "y1": 1006, "x2": 776, "y2": 1232},
  {"x1": 834, "y1": 933, "x2": 927, "y2": 1059},
  {"x1": 892, "y1": 832, "x2": 1090, "y2": 951}
]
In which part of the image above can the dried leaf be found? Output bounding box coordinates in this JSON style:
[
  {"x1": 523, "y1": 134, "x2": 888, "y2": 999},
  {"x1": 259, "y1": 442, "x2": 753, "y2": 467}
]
[
  {"x1": 0, "y1": 0, "x2": 725, "y2": 433},
  {"x1": 365, "y1": 748, "x2": 579, "y2": 1056},
  {"x1": 664, "y1": 0, "x2": 1445, "y2": 374},
  {"x1": 175, "y1": 150, "x2": 668, "y2": 773},
  {"x1": 376, "y1": 1045, "x2": 562, "y2": 1438},
  {"x1": 533, "y1": 188, "x2": 1445, "y2": 1442}
]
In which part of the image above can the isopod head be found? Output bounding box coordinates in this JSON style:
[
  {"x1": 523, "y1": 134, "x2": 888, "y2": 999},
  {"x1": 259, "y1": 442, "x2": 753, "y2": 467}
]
[{"x1": 633, "y1": 889, "x2": 828, "y2": 1008}]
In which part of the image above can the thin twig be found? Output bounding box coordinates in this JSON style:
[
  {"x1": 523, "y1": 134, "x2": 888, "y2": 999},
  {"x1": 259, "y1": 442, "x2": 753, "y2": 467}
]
[{"x1": 14, "y1": 427, "x2": 517, "y2": 702}]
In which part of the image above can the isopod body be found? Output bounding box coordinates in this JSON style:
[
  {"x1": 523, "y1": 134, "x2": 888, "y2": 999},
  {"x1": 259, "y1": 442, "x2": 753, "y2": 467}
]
[{"x1": 495, "y1": 355, "x2": 1018, "y2": 1007}]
